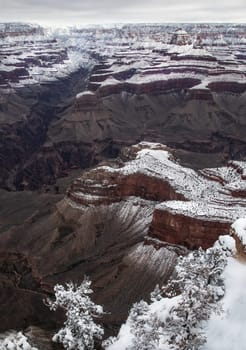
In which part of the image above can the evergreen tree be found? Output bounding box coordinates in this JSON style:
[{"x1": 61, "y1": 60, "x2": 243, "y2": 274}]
[
  {"x1": 46, "y1": 276, "x2": 104, "y2": 350},
  {"x1": 126, "y1": 300, "x2": 161, "y2": 350},
  {"x1": 0, "y1": 332, "x2": 38, "y2": 350},
  {"x1": 105, "y1": 242, "x2": 230, "y2": 350},
  {"x1": 163, "y1": 246, "x2": 228, "y2": 350}
]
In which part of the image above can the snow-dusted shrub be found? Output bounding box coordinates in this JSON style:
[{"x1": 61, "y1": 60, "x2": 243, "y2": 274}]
[
  {"x1": 46, "y1": 276, "x2": 104, "y2": 350},
  {"x1": 163, "y1": 246, "x2": 228, "y2": 350},
  {"x1": 105, "y1": 241, "x2": 231, "y2": 350},
  {"x1": 126, "y1": 300, "x2": 161, "y2": 350},
  {"x1": 0, "y1": 331, "x2": 38, "y2": 350}
]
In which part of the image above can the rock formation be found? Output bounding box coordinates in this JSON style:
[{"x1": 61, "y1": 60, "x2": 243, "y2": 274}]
[
  {"x1": 0, "y1": 23, "x2": 246, "y2": 341},
  {"x1": 0, "y1": 23, "x2": 245, "y2": 189},
  {"x1": 0, "y1": 142, "x2": 246, "y2": 336},
  {"x1": 67, "y1": 142, "x2": 246, "y2": 249},
  {"x1": 170, "y1": 29, "x2": 192, "y2": 45}
]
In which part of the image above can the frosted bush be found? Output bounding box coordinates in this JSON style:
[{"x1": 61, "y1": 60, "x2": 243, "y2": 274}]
[
  {"x1": 0, "y1": 332, "x2": 38, "y2": 350},
  {"x1": 46, "y1": 276, "x2": 104, "y2": 350}
]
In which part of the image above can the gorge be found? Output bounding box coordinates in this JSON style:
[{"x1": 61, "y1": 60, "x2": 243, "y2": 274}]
[{"x1": 0, "y1": 22, "x2": 245, "y2": 349}]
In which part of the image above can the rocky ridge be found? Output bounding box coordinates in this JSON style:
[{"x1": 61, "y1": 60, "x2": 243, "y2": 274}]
[
  {"x1": 0, "y1": 23, "x2": 246, "y2": 189},
  {"x1": 0, "y1": 141, "x2": 246, "y2": 339},
  {"x1": 47, "y1": 25, "x2": 246, "y2": 184},
  {"x1": 67, "y1": 142, "x2": 246, "y2": 248}
]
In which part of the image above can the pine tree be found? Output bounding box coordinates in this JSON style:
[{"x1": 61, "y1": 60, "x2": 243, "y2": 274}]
[
  {"x1": 126, "y1": 300, "x2": 161, "y2": 350},
  {"x1": 105, "y1": 242, "x2": 230, "y2": 350},
  {"x1": 0, "y1": 332, "x2": 38, "y2": 350},
  {"x1": 46, "y1": 276, "x2": 104, "y2": 350},
  {"x1": 163, "y1": 246, "x2": 228, "y2": 350}
]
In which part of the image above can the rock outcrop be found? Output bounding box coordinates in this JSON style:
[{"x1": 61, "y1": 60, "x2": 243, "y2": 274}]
[
  {"x1": 149, "y1": 205, "x2": 231, "y2": 249},
  {"x1": 0, "y1": 23, "x2": 43, "y2": 38},
  {"x1": 170, "y1": 29, "x2": 192, "y2": 45},
  {"x1": 0, "y1": 141, "x2": 246, "y2": 336},
  {"x1": 66, "y1": 142, "x2": 246, "y2": 250}
]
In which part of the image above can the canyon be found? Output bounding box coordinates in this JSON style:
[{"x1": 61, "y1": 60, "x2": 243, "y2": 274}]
[
  {"x1": 0, "y1": 141, "x2": 246, "y2": 346},
  {"x1": 0, "y1": 23, "x2": 245, "y2": 190},
  {"x1": 0, "y1": 22, "x2": 245, "y2": 348}
]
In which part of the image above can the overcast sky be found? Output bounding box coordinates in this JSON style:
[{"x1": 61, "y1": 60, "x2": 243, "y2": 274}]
[{"x1": 1, "y1": 0, "x2": 245, "y2": 26}]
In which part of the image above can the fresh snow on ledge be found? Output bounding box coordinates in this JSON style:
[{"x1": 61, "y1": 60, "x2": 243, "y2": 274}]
[
  {"x1": 136, "y1": 148, "x2": 170, "y2": 163},
  {"x1": 231, "y1": 218, "x2": 246, "y2": 247},
  {"x1": 76, "y1": 90, "x2": 95, "y2": 99},
  {"x1": 96, "y1": 143, "x2": 246, "y2": 222},
  {"x1": 156, "y1": 200, "x2": 239, "y2": 222}
]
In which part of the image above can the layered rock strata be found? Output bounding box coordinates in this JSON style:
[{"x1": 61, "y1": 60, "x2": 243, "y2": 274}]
[
  {"x1": 1, "y1": 24, "x2": 246, "y2": 189},
  {"x1": 0, "y1": 141, "x2": 246, "y2": 335},
  {"x1": 49, "y1": 36, "x2": 246, "y2": 181},
  {"x1": 67, "y1": 142, "x2": 246, "y2": 249}
]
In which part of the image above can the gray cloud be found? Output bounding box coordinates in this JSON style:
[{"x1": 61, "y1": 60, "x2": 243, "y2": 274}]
[{"x1": 0, "y1": 0, "x2": 245, "y2": 25}]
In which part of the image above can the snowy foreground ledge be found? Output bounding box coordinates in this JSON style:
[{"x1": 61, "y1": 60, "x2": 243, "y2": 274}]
[{"x1": 106, "y1": 218, "x2": 246, "y2": 350}]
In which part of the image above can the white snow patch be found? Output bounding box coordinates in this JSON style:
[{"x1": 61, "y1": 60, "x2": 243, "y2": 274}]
[
  {"x1": 107, "y1": 295, "x2": 181, "y2": 350},
  {"x1": 156, "y1": 201, "x2": 239, "y2": 222},
  {"x1": 231, "y1": 218, "x2": 246, "y2": 247},
  {"x1": 136, "y1": 148, "x2": 170, "y2": 163},
  {"x1": 203, "y1": 257, "x2": 246, "y2": 350},
  {"x1": 107, "y1": 323, "x2": 134, "y2": 350},
  {"x1": 213, "y1": 235, "x2": 237, "y2": 256},
  {"x1": 76, "y1": 91, "x2": 95, "y2": 99}
]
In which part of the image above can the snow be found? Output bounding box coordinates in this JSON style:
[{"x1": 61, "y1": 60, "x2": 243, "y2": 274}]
[
  {"x1": 100, "y1": 77, "x2": 121, "y2": 87},
  {"x1": 1, "y1": 24, "x2": 245, "y2": 93},
  {"x1": 190, "y1": 81, "x2": 210, "y2": 89},
  {"x1": 107, "y1": 323, "x2": 134, "y2": 350},
  {"x1": 174, "y1": 29, "x2": 188, "y2": 35},
  {"x1": 76, "y1": 91, "x2": 95, "y2": 99},
  {"x1": 136, "y1": 148, "x2": 170, "y2": 163},
  {"x1": 156, "y1": 200, "x2": 241, "y2": 222},
  {"x1": 166, "y1": 44, "x2": 193, "y2": 54},
  {"x1": 203, "y1": 257, "x2": 246, "y2": 350},
  {"x1": 148, "y1": 295, "x2": 181, "y2": 323},
  {"x1": 47, "y1": 278, "x2": 104, "y2": 350},
  {"x1": 93, "y1": 46, "x2": 245, "y2": 90},
  {"x1": 0, "y1": 331, "x2": 38, "y2": 350},
  {"x1": 72, "y1": 192, "x2": 108, "y2": 201},
  {"x1": 126, "y1": 242, "x2": 176, "y2": 278},
  {"x1": 106, "y1": 231, "x2": 234, "y2": 350},
  {"x1": 213, "y1": 235, "x2": 236, "y2": 255},
  {"x1": 0, "y1": 29, "x2": 93, "y2": 92},
  {"x1": 107, "y1": 295, "x2": 181, "y2": 350},
  {"x1": 178, "y1": 48, "x2": 213, "y2": 57},
  {"x1": 104, "y1": 143, "x2": 245, "y2": 211},
  {"x1": 231, "y1": 218, "x2": 246, "y2": 247},
  {"x1": 70, "y1": 140, "x2": 246, "y2": 224}
]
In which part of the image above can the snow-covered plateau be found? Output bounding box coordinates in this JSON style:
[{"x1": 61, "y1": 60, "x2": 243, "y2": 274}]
[{"x1": 0, "y1": 22, "x2": 245, "y2": 92}]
